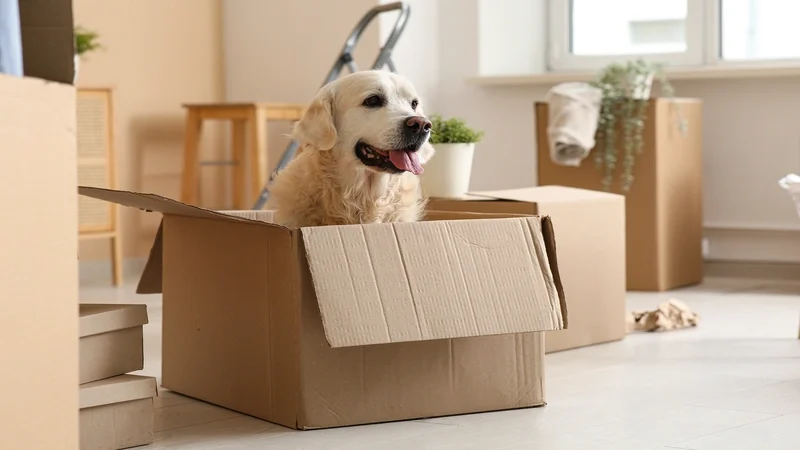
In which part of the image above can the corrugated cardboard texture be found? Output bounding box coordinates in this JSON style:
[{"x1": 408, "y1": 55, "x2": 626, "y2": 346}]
[
  {"x1": 79, "y1": 304, "x2": 148, "y2": 384},
  {"x1": 79, "y1": 375, "x2": 157, "y2": 450},
  {"x1": 302, "y1": 218, "x2": 564, "y2": 347},
  {"x1": 535, "y1": 100, "x2": 703, "y2": 291},
  {"x1": 1, "y1": 74, "x2": 78, "y2": 448},
  {"x1": 297, "y1": 238, "x2": 546, "y2": 428},
  {"x1": 428, "y1": 186, "x2": 627, "y2": 353},
  {"x1": 18, "y1": 0, "x2": 75, "y2": 83},
  {"x1": 219, "y1": 210, "x2": 276, "y2": 222},
  {"x1": 77, "y1": 187, "x2": 566, "y2": 429}
]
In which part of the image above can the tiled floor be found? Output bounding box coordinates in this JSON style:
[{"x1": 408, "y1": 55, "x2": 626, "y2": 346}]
[{"x1": 80, "y1": 263, "x2": 800, "y2": 449}]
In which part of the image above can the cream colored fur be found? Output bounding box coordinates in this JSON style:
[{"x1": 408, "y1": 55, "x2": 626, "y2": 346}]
[{"x1": 267, "y1": 70, "x2": 435, "y2": 227}]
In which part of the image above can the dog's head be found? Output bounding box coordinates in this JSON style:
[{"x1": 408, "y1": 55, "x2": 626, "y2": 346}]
[{"x1": 292, "y1": 70, "x2": 435, "y2": 176}]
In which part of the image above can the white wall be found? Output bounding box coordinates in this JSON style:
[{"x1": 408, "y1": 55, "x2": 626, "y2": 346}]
[
  {"x1": 223, "y1": 0, "x2": 380, "y2": 104},
  {"x1": 222, "y1": 0, "x2": 800, "y2": 263},
  {"x1": 378, "y1": 0, "x2": 439, "y2": 106},
  {"x1": 409, "y1": 0, "x2": 800, "y2": 263}
]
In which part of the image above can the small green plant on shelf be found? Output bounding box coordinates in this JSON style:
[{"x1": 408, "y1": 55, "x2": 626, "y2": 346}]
[
  {"x1": 590, "y1": 58, "x2": 686, "y2": 192},
  {"x1": 428, "y1": 114, "x2": 485, "y2": 144},
  {"x1": 74, "y1": 26, "x2": 103, "y2": 57}
]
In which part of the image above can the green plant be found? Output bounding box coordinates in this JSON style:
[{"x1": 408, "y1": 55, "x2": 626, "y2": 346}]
[
  {"x1": 428, "y1": 114, "x2": 484, "y2": 144},
  {"x1": 74, "y1": 26, "x2": 103, "y2": 57},
  {"x1": 590, "y1": 58, "x2": 686, "y2": 192}
]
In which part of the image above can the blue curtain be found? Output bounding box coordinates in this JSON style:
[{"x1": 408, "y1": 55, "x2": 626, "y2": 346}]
[{"x1": 0, "y1": 0, "x2": 23, "y2": 76}]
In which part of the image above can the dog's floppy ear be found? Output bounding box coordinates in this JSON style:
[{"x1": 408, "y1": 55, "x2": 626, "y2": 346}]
[{"x1": 293, "y1": 84, "x2": 336, "y2": 150}]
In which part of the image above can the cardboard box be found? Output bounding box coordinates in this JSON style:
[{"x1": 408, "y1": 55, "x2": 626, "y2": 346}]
[
  {"x1": 80, "y1": 304, "x2": 149, "y2": 384},
  {"x1": 78, "y1": 186, "x2": 567, "y2": 430},
  {"x1": 535, "y1": 99, "x2": 704, "y2": 291},
  {"x1": 0, "y1": 1, "x2": 78, "y2": 448},
  {"x1": 80, "y1": 375, "x2": 157, "y2": 450},
  {"x1": 428, "y1": 186, "x2": 626, "y2": 353}
]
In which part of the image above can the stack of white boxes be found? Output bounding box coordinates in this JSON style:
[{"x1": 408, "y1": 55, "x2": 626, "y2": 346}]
[{"x1": 79, "y1": 304, "x2": 158, "y2": 450}]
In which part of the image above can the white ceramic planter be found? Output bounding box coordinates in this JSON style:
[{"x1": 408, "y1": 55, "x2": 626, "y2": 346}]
[{"x1": 421, "y1": 143, "x2": 476, "y2": 198}]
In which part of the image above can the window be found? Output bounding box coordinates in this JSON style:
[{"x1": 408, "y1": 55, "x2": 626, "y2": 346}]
[
  {"x1": 720, "y1": 0, "x2": 800, "y2": 61},
  {"x1": 548, "y1": 0, "x2": 800, "y2": 71}
]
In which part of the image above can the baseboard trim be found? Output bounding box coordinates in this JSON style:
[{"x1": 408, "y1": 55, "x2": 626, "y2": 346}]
[
  {"x1": 704, "y1": 226, "x2": 800, "y2": 264},
  {"x1": 705, "y1": 260, "x2": 800, "y2": 281}
]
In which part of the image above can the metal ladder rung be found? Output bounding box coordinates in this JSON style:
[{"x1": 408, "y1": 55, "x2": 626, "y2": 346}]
[{"x1": 250, "y1": 1, "x2": 411, "y2": 210}]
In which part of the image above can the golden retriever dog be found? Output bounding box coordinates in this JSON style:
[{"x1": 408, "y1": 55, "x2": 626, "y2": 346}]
[{"x1": 266, "y1": 70, "x2": 435, "y2": 227}]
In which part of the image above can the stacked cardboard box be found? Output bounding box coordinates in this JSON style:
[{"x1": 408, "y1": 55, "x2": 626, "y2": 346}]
[
  {"x1": 1, "y1": 1, "x2": 80, "y2": 448},
  {"x1": 428, "y1": 186, "x2": 627, "y2": 353},
  {"x1": 77, "y1": 186, "x2": 568, "y2": 430},
  {"x1": 79, "y1": 304, "x2": 157, "y2": 449},
  {"x1": 535, "y1": 100, "x2": 704, "y2": 292}
]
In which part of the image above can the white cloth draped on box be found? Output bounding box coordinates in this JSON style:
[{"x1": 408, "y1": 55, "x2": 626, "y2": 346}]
[{"x1": 543, "y1": 82, "x2": 602, "y2": 167}]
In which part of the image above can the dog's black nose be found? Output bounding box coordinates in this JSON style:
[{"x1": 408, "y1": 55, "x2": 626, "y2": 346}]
[{"x1": 405, "y1": 116, "x2": 432, "y2": 133}]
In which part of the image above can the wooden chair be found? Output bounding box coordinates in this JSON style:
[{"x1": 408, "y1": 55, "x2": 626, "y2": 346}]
[
  {"x1": 181, "y1": 103, "x2": 306, "y2": 209},
  {"x1": 77, "y1": 88, "x2": 122, "y2": 285}
]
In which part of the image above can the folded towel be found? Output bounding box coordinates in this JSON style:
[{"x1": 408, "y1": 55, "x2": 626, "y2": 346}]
[{"x1": 544, "y1": 82, "x2": 603, "y2": 166}]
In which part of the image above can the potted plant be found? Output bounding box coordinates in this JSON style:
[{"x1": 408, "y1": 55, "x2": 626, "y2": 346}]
[
  {"x1": 74, "y1": 26, "x2": 102, "y2": 82},
  {"x1": 590, "y1": 58, "x2": 686, "y2": 192},
  {"x1": 421, "y1": 114, "x2": 484, "y2": 198}
]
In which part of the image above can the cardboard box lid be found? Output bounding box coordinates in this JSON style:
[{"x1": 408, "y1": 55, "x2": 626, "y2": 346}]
[
  {"x1": 79, "y1": 375, "x2": 157, "y2": 410},
  {"x1": 77, "y1": 187, "x2": 567, "y2": 348},
  {"x1": 302, "y1": 215, "x2": 566, "y2": 348},
  {"x1": 468, "y1": 186, "x2": 623, "y2": 204},
  {"x1": 79, "y1": 304, "x2": 149, "y2": 338},
  {"x1": 77, "y1": 187, "x2": 273, "y2": 227}
]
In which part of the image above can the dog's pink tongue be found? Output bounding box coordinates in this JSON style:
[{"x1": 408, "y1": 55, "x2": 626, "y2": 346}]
[{"x1": 388, "y1": 150, "x2": 423, "y2": 175}]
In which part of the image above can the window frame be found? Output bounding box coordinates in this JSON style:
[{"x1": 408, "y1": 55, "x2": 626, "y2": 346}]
[
  {"x1": 547, "y1": 0, "x2": 800, "y2": 73},
  {"x1": 547, "y1": 0, "x2": 707, "y2": 72}
]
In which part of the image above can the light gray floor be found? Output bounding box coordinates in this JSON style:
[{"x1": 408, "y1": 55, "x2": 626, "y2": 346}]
[{"x1": 80, "y1": 262, "x2": 800, "y2": 449}]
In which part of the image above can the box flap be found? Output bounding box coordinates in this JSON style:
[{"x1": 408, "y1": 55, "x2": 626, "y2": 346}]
[
  {"x1": 77, "y1": 187, "x2": 287, "y2": 295},
  {"x1": 301, "y1": 216, "x2": 566, "y2": 348},
  {"x1": 79, "y1": 375, "x2": 157, "y2": 410},
  {"x1": 78, "y1": 186, "x2": 277, "y2": 225},
  {"x1": 79, "y1": 304, "x2": 149, "y2": 338},
  {"x1": 469, "y1": 186, "x2": 622, "y2": 204}
]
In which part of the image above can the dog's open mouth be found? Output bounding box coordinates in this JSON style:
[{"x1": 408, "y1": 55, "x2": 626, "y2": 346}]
[{"x1": 356, "y1": 141, "x2": 424, "y2": 175}]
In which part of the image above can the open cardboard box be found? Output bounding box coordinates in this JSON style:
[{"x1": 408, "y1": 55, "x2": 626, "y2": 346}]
[{"x1": 79, "y1": 186, "x2": 568, "y2": 430}]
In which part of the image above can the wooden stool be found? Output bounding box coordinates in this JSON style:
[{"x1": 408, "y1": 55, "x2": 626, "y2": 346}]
[{"x1": 181, "y1": 102, "x2": 306, "y2": 209}]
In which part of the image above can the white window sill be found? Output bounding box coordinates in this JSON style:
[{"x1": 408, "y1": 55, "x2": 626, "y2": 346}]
[{"x1": 467, "y1": 64, "x2": 800, "y2": 87}]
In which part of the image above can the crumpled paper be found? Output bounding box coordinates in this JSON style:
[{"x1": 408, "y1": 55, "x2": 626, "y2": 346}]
[{"x1": 627, "y1": 298, "x2": 699, "y2": 333}]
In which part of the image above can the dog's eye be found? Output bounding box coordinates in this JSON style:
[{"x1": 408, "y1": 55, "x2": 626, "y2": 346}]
[
  {"x1": 411, "y1": 99, "x2": 419, "y2": 110},
  {"x1": 362, "y1": 95, "x2": 385, "y2": 108}
]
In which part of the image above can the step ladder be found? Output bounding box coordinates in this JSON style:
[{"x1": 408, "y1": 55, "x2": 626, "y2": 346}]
[{"x1": 251, "y1": 2, "x2": 411, "y2": 210}]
